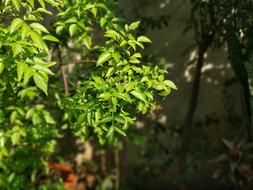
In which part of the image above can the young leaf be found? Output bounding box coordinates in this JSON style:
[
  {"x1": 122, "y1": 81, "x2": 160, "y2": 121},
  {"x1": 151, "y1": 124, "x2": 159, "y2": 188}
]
[
  {"x1": 69, "y1": 24, "x2": 78, "y2": 36},
  {"x1": 24, "y1": 67, "x2": 35, "y2": 85},
  {"x1": 97, "y1": 52, "x2": 111, "y2": 66},
  {"x1": 114, "y1": 126, "x2": 126, "y2": 136},
  {"x1": 30, "y1": 23, "x2": 49, "y2": 33},
  {"x1": 36, "y1": 7, "x2": 52, "y2": 15},
  {"x1": 43, "y1": 35, "x2": 60, "y2": 42},
  {"x1": 56, "y1": 25, "x2": 64, "y2": 34},
  {"x1": 130, "y1": 90, "x2": 147, "y2": 102},
  {"x1": 38, "y1": 0, "x2": 45, "y2": 8},
  {"x1": 11, "y1": 0, "x2": 20, "y2": 10},
  {"x1": 0, "y1": 62, "x2": 4, "y2": 74},
  {"x1": 17, "y1": 62, "x2": 28, "y2": 82},
  {"x1": 105, "y1": 67, "x2": 115, "y2": 77},
  {"x1": 10, "y1": 18, "x2": 23, "y2": 33},
  {"x1": 84, "y1": 36, "x2": 92, "y2": 49},
  {"x1": 137, "y1": 36, "x2": 152, "y2": 43},
  {"x1": 106, "y1": 126, "x2": 114, "y2": 138},
  {"x1": 21, "y1": 24, "x2": 31, "y2": 39},
  {"x1": 129, "y1": 21, "x2": 140, "y2": 30},
  {"x1": 12, "y1": 43, "x2": 23, "y2": 57},
  {"x1": 30, "y1": 31, "x2": 48, "y2": 51},
  {"x1": 33, "y1": 65, "x2": 55, "y2": 75},
  {"x1": 163, "y1": 80, "x2": 177, "y2": 90},
  {"x1": 33, "y1": 71, "x2": 48, "y2": 95}
]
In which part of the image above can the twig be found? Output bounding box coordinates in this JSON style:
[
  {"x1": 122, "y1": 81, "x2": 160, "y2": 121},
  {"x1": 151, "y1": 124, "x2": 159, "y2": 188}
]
[{"x1": 61, "y1": 60, "x2": 96, "y2": 66}]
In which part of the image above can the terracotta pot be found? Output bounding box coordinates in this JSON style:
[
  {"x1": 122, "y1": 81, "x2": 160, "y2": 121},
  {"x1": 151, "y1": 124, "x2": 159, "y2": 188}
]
[{"x1": 49, "y1": 163, "x2": 78, "y2": 190}]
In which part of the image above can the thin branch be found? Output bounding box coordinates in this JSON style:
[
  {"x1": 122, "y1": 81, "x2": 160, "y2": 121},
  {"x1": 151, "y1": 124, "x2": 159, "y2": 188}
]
[{"x1": 61, "y1": 60, "x2": 96, "y2": 66}]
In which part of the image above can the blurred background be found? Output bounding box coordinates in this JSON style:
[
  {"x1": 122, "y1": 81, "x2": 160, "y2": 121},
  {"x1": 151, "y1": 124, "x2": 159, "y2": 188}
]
[{"x1": 55, "y1": 0, "x2": 253, "y2": 190}]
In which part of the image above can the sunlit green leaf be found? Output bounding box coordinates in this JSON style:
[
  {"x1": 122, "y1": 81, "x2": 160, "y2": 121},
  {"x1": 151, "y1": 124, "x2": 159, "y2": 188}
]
[
  {"x1": 137, "y1": 36, "x2": 152, "y2": 43},
  {"x1": 24, "y1": 67, "x2": 35, "y2": 85},
  {"x1": 69, "y1": 24, "x2": 78, "y2": 37},
  {"x1": 130, "y1": 90, "x2": 147, "y2": 102},
  {"x1": 30, "y1": 22, "x2": 49, "y2": 33},
  {"x1": 10, "y1": 18, "x2": 23, "y2": 33},
  {"x1": 43, "y1": 35, "x2": 60, "y2": 42},
  {"x1": 97, "y1": 52, "x2": 111, "y2": 66},
  {"x1": 17, "y1": 62, "x2": 28, "y2": 82},
  {"x1": 33, "y1": 71, "x2": 48, "y2": 95},
  {"x1": 0, "y1": 62, "x2": 5, "y2": 74},
  {"x1": 163, "y1": 80, "x2": 177, "y2": 90},
  {"x1": 129, "y1": 21, "x2": 140, "y2": 30}
]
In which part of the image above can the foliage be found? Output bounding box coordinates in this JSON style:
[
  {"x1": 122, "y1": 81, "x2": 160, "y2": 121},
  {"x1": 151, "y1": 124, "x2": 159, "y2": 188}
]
[
  {"x1": 0, "y1": 0, "x2": 175, "y2": 189},
  {"x1": 212, "y1": 139, "x2": 253, "y2": 190}
]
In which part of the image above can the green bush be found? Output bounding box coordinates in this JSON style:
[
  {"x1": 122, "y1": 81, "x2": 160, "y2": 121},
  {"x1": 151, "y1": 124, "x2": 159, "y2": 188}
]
[{"x1": 0, "y1": 0, "x2": 176, "y2": 189}]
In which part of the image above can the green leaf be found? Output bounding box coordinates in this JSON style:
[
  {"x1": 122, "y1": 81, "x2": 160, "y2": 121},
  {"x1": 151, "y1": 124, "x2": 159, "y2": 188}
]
[
  {"x1": 27, "y1": 14, "x2": 38, "y2": 21},
  {"x1": 137, "y1": 36, "x2": 152, "y2": 43},
  {"x1": 105, "y1": 67, "x2": 115, "y2": 77},
  {"x1": 91, "y1": 7, "x2": 97, "y2": 16},
  {"x1": 38, "y1": 0, "x2": 45, "y2": 8},
  {"x1": 24, "y1": 67, "x2": 35, "y2": 85},
  {"x1": 69, "y1": 24, "x2": 78, "y2": 37},
  {"x1": 30, "y1": 23, "x2": 49, "y2": 33},
  {"x1": 10, "y1": 18, "x2": 23, "y2": 33},
  {"x1": 132, "y1": 53, "x2": 142, "y2": 58},
  {"x1": 100, "y1": 17, "x2": 106, "y2": 27},
  {"x1": 125, "y1": 81, "x2": 135, "y2": 92},
  {"x1": 21, "y1": 24, "x2": 31, "y2": 39},
  {"x1": 5, "y1": 0, "x2": 11, "y2": 6},
  {"x1": 33, "y1": 64, "x2": 54, "y2": 75},
  {"x1": 163, "y1": 80, "x2": 177, "y2": 90},
  {"x1": 106, "y1": 126, "x2": 114, "y2": 138},
  {"x1": 42, "y1": 35, "x2": 60, "y2": 42},
  {"x1": 97, "y1": 52, "x2": 111, "y2": 66},
  {"x1": 129, "y1": 58, "x2": 140, "y2": 64},
  {"x1": 0, "y1": 62, "x2": 5, "y2": 74},
  {"x1": 36, "y1": 7, "x2": 52, "y2": 15},
  {"x1": 33, "y1": 71, "x2": 48, "y2": 95},
  {"x1": 114, "y1": 126, "x2": 126, "y2": 136},
  {"x1": 100, "y1": 115, "x2": 112, "y2": 124},
  {"x1": 129, "y1": 21, "x2": 140, "y2": 30},
  {"x1": 128, "y1": 41, "x2": 136, "y2": 50},
  {"x1": 84, "y1": 36, "x2": 92, "y2": 49},
  {"x1": 12, "y1": 43, "x2": 23, "y2": 57},
  {"x1": 30, "y1": 31, "x2": 48, "y2": 51},
  {"x1": 65, "y1": 17, "x2": 77, "y2": 24},
  {"x1": 130, "y1": 90, "x2": 147, "y2": 102},
  {"x1": 11, "y1": 0, "x2": 19, "y2": 10},
  {"x1": 17, "y1": 62, "x2": 28, "y2": 82},
  {"x1": 87, "y1": 112, "x2": 92, "y2": 126},
  {"x1": 44, "y1": 113, "x2": 55, "y2": 124},
  {"x1": 11, "y1": 131, "x2": 20, "y2": 145},
  {"x1": 105, "y1": 30, "x2": 120, "y2": 39},
  {"x1": 56, "y1": 25, "x2": 64, "y2": 34}
]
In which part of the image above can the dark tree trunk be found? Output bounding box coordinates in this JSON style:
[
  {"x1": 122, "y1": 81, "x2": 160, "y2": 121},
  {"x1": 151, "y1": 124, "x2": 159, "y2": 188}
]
[
  {"x1": 181, "y1": 34, "x2": 213, "y2": 132},
  {"x1": 226, "y1": 23, "x2": 252, "y2": 141}
]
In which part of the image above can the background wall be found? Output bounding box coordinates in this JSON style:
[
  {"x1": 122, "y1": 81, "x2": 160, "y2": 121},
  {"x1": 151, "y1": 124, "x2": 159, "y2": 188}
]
[{"x1": 115, "y1": 1, "x2": 244, "y2": 189}]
